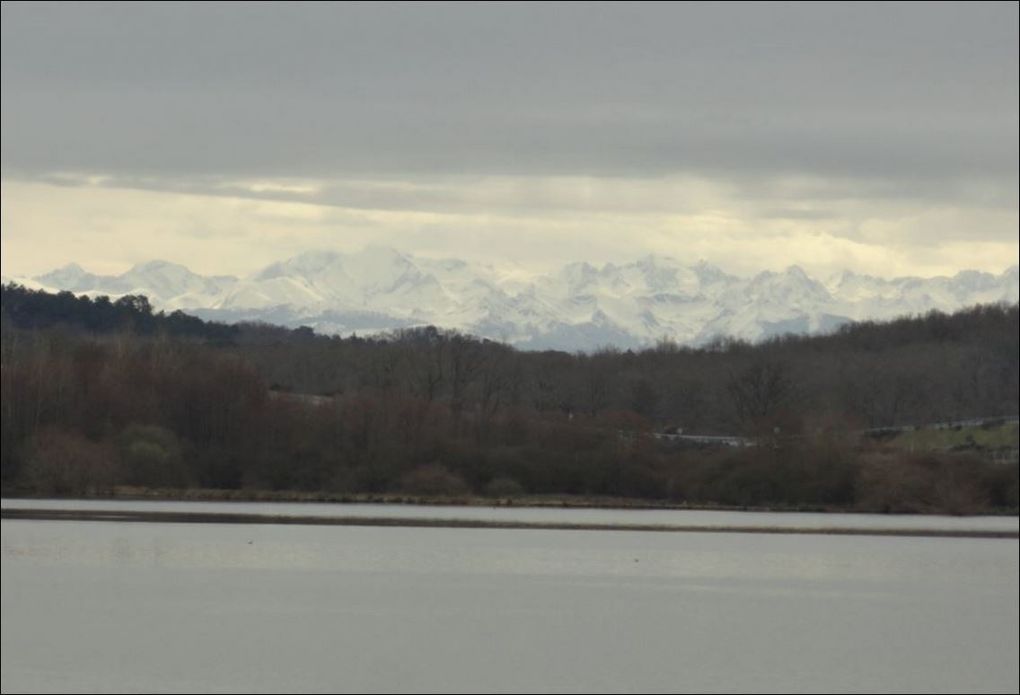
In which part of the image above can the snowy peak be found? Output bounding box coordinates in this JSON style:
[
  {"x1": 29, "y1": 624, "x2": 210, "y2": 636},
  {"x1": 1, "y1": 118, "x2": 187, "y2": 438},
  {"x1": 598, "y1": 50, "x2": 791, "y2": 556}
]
[
  {"x1": 632, "y1": 255, "x2": 684, "y2": 294},
  {"x1": 122, "y1": 260, "x2": 215, "y2": 292},
  {"x1": 745, "y1": 266, "x2": 832, "y2": 306},
  {"x1": 113, "y1": 260, "x2": 235, "y2": 309},
  {"x1": 17, "y1": 250, "x2": 1020, "y2": 350},
  {"x1": 37, "y1": 263, "x2": 102, "y2": 291},
  {"x1": 689, "y1": 260, "x2": 734, "y2": 288},
  {"x1": 559, "y1": 262, "x2": 600, "y2": 295},
  {"x1": 27, "y1": 260, "x2": 236, "y2": 310},
  {"x1": 42, "y1": 261, "x2": 86, "y2": 279},
  {"x1": 340, "y1": 246, "x2": 423, "y2": 296}
]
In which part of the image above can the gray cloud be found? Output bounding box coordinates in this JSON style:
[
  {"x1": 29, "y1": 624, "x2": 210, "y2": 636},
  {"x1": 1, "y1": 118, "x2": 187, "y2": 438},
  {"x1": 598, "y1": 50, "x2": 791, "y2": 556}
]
[
  {"x1": 2, "y1": 2, "x2": 1016, "y2": 281},
  {"x1": 3, "y1": 2, "x2": 1017, "y2": 185}
]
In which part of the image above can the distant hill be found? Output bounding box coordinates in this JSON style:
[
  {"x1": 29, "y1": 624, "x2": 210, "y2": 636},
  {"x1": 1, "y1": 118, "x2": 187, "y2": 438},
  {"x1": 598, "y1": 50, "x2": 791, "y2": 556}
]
[{"x1": 0, "y1": 283, "x2": 237, "y2": 342}]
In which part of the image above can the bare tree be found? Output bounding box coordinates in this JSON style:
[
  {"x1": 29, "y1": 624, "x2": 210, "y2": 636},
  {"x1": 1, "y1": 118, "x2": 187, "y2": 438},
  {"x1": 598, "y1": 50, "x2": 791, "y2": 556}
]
[
  {"x1": 446, "y1": 333, "x2": 484, "y2": 418},
  {"x1": 727, "y1": 360, "x2": 795, "y2": 434},
  {"x1": 399, "y1": 327, "x2": 445, "y2": 402}
]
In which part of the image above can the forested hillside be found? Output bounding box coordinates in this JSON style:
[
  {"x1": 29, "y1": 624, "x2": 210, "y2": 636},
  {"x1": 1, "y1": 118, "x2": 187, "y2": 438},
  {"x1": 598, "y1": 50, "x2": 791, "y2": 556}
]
[{"x1": 2, "y1": 283, "x2": 1017, "y2": 512}]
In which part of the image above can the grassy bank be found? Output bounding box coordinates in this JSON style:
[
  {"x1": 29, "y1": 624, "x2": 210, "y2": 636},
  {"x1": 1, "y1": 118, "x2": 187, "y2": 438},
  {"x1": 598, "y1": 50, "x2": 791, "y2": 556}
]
[{"x1": 886, "y1": 422, "x2": 1018, "y2": 457}]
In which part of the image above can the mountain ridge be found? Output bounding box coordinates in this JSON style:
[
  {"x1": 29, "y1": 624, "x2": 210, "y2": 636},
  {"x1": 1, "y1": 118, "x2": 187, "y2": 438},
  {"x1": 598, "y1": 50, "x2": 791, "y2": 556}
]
[{"x1": 6, "y1": 248, "x2": 1018, "y2": 350}]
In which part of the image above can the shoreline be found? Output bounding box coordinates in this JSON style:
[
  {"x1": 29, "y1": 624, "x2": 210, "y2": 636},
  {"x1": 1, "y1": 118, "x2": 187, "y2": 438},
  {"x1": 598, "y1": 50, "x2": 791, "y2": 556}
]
[
  {"x1": 2, "y1": 507, "x2": 1017, "y2": 539},
  {"x1": 4, "y1": 487, "x2": 1018, "y2": 517}
]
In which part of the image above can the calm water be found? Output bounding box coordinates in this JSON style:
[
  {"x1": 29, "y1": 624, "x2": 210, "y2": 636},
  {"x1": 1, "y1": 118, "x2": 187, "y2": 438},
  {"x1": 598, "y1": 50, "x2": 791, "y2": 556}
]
[{"x1": 2, "y1": 504, "x2": 1018, "y2": 693}]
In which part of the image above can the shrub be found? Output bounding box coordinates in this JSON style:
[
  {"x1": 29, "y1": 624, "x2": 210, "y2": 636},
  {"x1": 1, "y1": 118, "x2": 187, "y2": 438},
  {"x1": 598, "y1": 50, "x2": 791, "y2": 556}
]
[
  {"x1": 484, "y1": 476, "x2": 526, "y2": 498},
  {"x1": 397, "y1": 464, "x2": 471, "y2": 497},
  {"x1": 23, "y1": 428, "x2": 117, "y2": 496},
  {"x1": 855, "y1": 451, "x2": 991, "y2": 514},
  {"x1": 117, "y1": 424, "x2": 191, "y2": 488}
]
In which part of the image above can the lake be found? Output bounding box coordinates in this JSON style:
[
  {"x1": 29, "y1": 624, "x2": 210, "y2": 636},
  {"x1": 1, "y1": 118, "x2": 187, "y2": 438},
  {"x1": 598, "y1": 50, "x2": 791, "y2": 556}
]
[{"x1": 2, "y1": 500, "x2": 1018, "y2": 693}]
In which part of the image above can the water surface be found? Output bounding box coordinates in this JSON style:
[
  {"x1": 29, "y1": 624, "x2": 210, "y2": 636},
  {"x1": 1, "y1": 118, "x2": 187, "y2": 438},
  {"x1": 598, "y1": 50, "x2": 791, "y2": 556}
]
[{"x1": 2, "y1": 507, "x2": 1018, "y2": 693}]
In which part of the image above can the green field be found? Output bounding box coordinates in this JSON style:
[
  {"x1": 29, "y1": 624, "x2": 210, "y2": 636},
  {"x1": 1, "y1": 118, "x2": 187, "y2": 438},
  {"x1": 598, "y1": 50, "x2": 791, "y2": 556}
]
[{"x1": 889, "y1": 422, "x2": 1019, "y2": 453}]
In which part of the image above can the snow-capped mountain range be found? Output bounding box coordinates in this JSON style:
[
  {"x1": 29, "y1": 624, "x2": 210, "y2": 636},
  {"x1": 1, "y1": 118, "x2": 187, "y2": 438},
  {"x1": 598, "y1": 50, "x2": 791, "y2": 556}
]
[{"x1": 5, "y1": 246, "x2": 1018, "y2": 350}]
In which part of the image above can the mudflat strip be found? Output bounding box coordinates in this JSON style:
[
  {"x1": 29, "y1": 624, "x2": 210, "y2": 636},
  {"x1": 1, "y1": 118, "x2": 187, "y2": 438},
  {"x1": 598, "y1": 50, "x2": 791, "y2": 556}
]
[{"x1": 2, "y1": 508, "x2": 1016, "y2": 539}]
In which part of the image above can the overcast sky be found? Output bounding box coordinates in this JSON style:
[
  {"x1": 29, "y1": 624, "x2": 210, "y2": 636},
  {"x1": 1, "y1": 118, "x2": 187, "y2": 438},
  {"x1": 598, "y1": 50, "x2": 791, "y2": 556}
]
[{"x1": 2, "y1": 2, "x2": 1017, "y2": 278}]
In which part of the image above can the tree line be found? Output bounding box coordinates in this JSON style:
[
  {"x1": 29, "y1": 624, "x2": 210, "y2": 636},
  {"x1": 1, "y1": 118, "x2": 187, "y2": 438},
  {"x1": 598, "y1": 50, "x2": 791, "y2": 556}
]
[
  {"x1": 1, "y1": 283, "x2": 1017, "y2": 512},
  {"x1": 1, "y1": 284, "x2": 237, "y2": 341}
]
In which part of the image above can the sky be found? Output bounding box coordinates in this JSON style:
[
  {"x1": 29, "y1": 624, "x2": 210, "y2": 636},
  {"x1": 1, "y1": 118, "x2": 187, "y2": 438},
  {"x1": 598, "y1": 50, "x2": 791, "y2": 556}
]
[{"x1": 2, "y1": 2, "x2": 1017, "y2": 279}]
